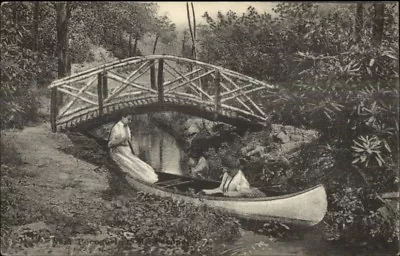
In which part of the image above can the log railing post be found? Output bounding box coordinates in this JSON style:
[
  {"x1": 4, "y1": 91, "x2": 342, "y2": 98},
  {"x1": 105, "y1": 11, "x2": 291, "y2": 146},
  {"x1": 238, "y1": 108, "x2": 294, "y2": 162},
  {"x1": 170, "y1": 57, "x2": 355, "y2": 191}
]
[
  {"x1": 102, "y1": 71, "x2": 108, "y2": 99},
  {"x1": 150, "y1": 60, "x2": 156, "y2": 90},
  {"x1": 50, "y1": 88, "x2": 58, "y2": 132},
  {"x1": 97, "y1": 72, "x2": 104, "y2": 116},
  {"x1": 57, "y1": 91, "x2": 63, "y2": 108},
  {"x1": 214, "y1": 69, "x2": 221, "y2": 120},
  {"x1": 158, "y1": 58, "x2": 164, "y2": 104}
]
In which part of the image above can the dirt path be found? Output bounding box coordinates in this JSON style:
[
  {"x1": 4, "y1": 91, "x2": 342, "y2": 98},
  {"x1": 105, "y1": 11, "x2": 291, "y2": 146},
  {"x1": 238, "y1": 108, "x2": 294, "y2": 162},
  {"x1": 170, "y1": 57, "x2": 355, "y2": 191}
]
[
  {"x1": 1, "y1": 123, "x2": 115, "y2": 255},
  {"x1": 1, "y1": 48, "x2": 143, "y2": 255},
  {"x1": 3, "y1": 45, "x2": 116, "y2": 218},
  {"x1": 3, "y1": 123, "x2": 109, "y2": 215}
]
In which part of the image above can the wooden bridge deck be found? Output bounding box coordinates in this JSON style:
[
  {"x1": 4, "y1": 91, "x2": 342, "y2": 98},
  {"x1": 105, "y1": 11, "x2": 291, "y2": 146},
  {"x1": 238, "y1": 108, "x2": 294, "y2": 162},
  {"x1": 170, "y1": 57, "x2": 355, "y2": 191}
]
[{"x1": 48, "y1": 55, "x2": 275, "y2": 132}]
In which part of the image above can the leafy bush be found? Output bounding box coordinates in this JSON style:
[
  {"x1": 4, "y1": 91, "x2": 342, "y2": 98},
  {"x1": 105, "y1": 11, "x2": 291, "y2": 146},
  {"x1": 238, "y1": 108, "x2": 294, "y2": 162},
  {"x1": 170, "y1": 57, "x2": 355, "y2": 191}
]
[
  {"x1": 326, "y1": 187, "x2": 399, "y2": 246},
  {"x1": 199, "y1": 3, "x2": 399, "y2": 84},
  {"x1": 1, "y1": 137, "x2": 23, "y2": 234},
  {"x1": 196, "y1": 3, "x2": 399, "y2": 247},
  {"x1": 269, "y1": 87, "x2": 399, "y2": 244},
  {"x1": 0, "y1": 42, "x2": 41, "y2": 129},
  {"x1": 102, "y1": 192, "x2": 240, "y2": 255},
  {"x1": 0, "y1": 2, "x2": 58, "y2": 129}
]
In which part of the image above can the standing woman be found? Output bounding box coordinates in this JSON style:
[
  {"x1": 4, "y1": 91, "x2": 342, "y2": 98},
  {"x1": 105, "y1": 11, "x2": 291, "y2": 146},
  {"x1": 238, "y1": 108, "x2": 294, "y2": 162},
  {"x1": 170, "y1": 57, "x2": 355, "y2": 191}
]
[{"x1": 108, "y1": 113, "x2": 158, "y2": 183}]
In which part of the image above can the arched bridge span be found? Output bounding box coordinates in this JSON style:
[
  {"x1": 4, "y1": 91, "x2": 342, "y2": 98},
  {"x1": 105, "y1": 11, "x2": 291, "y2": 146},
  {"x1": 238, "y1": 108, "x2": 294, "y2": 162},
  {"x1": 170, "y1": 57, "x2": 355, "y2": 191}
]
[{"x1": 48, "y1": 55, "x2": 275, "y2": 132}]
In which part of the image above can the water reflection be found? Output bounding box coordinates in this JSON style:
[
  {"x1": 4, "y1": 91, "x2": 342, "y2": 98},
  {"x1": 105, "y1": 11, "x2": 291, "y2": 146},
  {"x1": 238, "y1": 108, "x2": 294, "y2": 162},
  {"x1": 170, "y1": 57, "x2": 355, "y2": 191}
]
[{"x1": 130, "y1": 115, "x2": 182, "y2": 175}]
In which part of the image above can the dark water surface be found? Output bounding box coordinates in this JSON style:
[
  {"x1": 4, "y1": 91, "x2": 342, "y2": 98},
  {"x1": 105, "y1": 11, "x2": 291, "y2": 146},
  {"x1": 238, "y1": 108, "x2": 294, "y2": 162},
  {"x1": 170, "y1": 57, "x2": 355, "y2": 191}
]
[{"x1": 130, "y1": 116, "x2": 183, "y2": 175}]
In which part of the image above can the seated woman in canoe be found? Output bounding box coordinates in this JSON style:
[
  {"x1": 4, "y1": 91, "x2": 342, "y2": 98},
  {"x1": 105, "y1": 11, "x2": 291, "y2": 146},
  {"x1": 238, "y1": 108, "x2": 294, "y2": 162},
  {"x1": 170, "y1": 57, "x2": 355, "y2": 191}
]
[
  {"x1": 108, "y1": 113, "x2": 158, "y2": 184},
  {"x1": 201, "y1": 154, "x2": 265, "y2": 197},
  {"x1": 188, "y1": 151, "x2": 209, "y2": 178}
]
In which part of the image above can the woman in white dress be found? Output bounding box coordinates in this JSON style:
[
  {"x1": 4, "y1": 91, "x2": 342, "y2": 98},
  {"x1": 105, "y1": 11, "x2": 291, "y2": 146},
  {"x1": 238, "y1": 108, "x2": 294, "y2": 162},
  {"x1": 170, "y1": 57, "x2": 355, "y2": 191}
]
[
  {"x1": 108, "y1": 113, "x2": 158, "y2": 184},
  {"x1": 189, "y1": 151, "x2": 209, "y2": 178}
]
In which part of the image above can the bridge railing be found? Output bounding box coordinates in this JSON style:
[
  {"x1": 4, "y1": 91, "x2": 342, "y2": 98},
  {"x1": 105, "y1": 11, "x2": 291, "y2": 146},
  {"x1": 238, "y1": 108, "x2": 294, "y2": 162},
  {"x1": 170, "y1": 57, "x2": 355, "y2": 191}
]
[{"x1": 48, "y1": 55, "x2": 274, "y2": 132}]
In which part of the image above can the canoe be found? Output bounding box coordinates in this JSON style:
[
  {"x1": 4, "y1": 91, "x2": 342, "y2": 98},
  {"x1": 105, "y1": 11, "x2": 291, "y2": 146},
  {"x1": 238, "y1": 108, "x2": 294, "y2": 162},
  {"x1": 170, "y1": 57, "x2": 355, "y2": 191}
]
[
  {"x1": 84, "y1": 133, "x2": 327, "y2": 226},
  {"x1": 125, "y1": 171, "x2": 328, "y2": 226}
]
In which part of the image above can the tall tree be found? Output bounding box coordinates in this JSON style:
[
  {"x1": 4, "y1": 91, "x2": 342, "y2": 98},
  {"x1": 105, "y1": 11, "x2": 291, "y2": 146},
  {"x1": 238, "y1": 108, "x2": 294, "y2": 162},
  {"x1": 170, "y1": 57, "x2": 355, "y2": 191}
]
[
  {"x1": 152, "y1": 34, "x2": 159, "y2": 54},
  {"x1": 55, "y1": 1, "x2": 71, "y2": 107},
  {"x1": 151, "y1": 15, "x2": 176, "y2": 54},
  {"x1": 33, "y1": 2, "x2": 40, "y2": 52},
  {"x1": 126, "y1": 2, "x2": 155, "y2": 56},
  {"x1": 100, "y1": 2, "x2": 155, "y2": 56},
  {"x1": 55, "y1": 2, "x2": 71, "y2": 78},
  {"x1": 128, "y1": 34, "x2": 132, "y2": 56},
  {"x1": 355, "y1": 3, "x2": 363, "y2": 43},
  {"x1": 32, "y1": 2, "x2": 40, "y2": 86},
  {"x1": 190, "y1": 2, "x2": 197, "y2": 59},
  {"x1": 132, "y1": 37, "x2": 138, "y2": 56},
  {"x1": 11, "y1": 2, "x2": 21, "y2": 45},
  {"x1": 186, "y1": 2, "x2": 197, "y2": 59},
  {"x1": 372, "y1": 3, "x2": 385, "y2": 46},
  {"x1": 182, "y1": 30, "x2": 189, "y2": 56}
]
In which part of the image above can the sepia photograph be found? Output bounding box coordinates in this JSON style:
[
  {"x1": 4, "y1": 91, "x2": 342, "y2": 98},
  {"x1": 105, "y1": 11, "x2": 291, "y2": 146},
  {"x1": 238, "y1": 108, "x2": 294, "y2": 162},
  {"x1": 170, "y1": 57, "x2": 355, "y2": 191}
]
[{"x1": 1, "y1": 1, "x2": 399, "y2": 255}]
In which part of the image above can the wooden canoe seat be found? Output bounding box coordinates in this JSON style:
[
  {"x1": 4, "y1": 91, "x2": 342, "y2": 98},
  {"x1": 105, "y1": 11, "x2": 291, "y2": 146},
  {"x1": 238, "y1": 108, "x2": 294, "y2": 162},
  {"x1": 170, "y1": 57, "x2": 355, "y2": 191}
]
[
  {"x1": 156, "y1": 179, "x2": 193, "y2": 188},
  {"x1": 162, "y1": 180, "x2": 193, "y2": 188},
  {"x1": 156, "y1": 178, "x2": 182, "y2": 186}
]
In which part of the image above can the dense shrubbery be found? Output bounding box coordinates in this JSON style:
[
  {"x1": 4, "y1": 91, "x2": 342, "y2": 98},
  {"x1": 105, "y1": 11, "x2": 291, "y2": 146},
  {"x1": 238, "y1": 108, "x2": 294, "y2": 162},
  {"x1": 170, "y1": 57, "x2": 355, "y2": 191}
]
[
  {"x1": 1, "y1": 1, "x2": 398, "y2": 251},
  {"x1": 196, "y1": 2, "x2": 399, "y2": 248},
  {"x1": 1, "y1": 3, "x2": 57, "y2": 128},
  {"x1": 199, "y1": 3, "x2": 398, "y2": 84},
  {"x1": 102, "y1": 192, "x2": 240, "y2": 255},
  {"x1": 0, "y1": 132, "x2": 241, "y2": 255},
  {"x1": 0, "y1": 39, "x2": 43, "y2": 128},
  {"x1": 259, "y1": 85, "x2": 398, "y2": 247},
  {"x1": 1, "y1": 2, "x2": 175, "y2": 129}
]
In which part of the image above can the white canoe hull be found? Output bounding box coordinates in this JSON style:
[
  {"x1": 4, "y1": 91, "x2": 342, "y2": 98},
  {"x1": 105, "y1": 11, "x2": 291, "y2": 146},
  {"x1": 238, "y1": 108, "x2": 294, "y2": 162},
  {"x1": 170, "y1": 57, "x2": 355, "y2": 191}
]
[{"x1": 125, "y1": 175, "x2": 327, "y2": 226}]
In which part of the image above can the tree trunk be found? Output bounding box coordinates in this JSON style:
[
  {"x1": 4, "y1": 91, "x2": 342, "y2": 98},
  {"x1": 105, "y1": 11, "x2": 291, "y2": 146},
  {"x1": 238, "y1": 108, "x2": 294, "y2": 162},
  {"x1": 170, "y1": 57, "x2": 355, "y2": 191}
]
[
  {"x1": 354, "y1": 3, "x2": 363, "y2": 43},
  {"x1": 128, "y1": 34, "x2": 132, "y2": 57},
  {"x1": 152, "y1": 34, "x2": 159, "y2": 54},
  {"x1": 133, "y1": 37, "x2": 138, "y2": 56},
  {"x1": 120, "y1": 31, "x2": 124, "y2": 53},
  {"x1": 103, "y1": 25, "x2": 107, "y2": 44},
  {"x1": 182, "y1": 30, "x2": 188, "y2": 56},
  {"x1": 97, "y1": 4, "x2": 107, "y2": 45},
  {"x1": 191, "y1": 2, "x2": 197, "y2": 60},
  {"x1": 33, "y1": 2, "x2": 40, "y2": 86},
  {"x1": 12, "y1": 2, "x2": 19, "y2": 44},
  {"x1": 33, "y1": 2, "x2": 40, "y2": 52},
  {"x1": 372, "y1": 3, "x2": 385, "y2": 46},
  {"x1": 56, "y1": 2, "x2": 70, "y2": 78},
  {"x1": 55, "y1": 2, "x2": 71, "y2": 105},
  {"x1": 66, "y1": 3, "x2": 71, "y2": 76},
  {"x1": 186, "y1": 2, "x2": 194, "y2": 60}
]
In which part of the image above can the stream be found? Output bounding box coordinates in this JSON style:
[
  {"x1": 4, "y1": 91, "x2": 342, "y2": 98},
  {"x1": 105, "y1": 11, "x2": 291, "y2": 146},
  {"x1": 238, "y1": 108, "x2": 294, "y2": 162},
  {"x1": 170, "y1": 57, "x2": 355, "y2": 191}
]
[
  {"x1": 130, "y1": 117, "x2": 183, "y2": 175},
  {"x1": 98, "y1": 115, "x2": 381, "y2": 255}
]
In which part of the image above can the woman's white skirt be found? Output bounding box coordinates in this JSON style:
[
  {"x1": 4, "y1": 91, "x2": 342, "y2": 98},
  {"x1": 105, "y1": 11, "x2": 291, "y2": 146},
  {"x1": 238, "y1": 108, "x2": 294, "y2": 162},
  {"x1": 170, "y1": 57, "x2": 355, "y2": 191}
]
[{"x1": 110, "y1": 146, "x2": 158, "y2": 184}]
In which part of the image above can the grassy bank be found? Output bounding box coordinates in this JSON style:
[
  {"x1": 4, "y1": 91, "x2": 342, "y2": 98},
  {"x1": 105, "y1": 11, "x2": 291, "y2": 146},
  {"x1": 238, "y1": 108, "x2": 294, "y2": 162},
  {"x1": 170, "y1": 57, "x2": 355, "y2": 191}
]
[{"x1": 0, "y1": 125, "x2": 243, "y2": 255}]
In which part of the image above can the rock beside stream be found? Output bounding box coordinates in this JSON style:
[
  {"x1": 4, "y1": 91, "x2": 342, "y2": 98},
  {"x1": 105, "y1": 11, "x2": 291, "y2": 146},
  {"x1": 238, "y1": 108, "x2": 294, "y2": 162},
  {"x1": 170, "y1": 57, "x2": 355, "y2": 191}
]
[
  {"x1": 149, "y1": 114, "x2": 320, "y2": 189},
  {"x1": 181, "y1": 117, "x2": 318, "y2": 160}
]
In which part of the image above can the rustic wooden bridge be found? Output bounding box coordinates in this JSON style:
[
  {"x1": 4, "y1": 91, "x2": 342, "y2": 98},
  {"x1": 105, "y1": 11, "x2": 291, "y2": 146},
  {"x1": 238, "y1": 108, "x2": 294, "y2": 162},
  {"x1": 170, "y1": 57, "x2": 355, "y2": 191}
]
[{"x1": 48, "y1": 55, "x2": 275, "y2": 132}]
